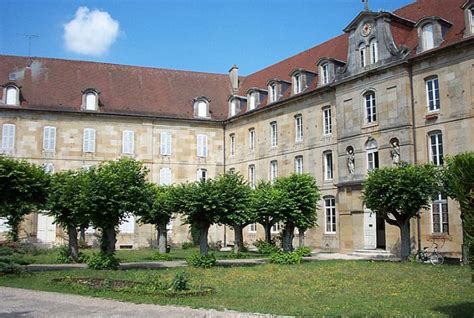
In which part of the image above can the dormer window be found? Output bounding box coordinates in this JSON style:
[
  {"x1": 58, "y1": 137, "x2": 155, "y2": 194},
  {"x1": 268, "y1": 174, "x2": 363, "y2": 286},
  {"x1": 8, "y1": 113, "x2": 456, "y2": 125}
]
[
  {"x1": 321, "y1": 63, "x2": 329, "y2": 85},
  {"x1": 422, "y1": 23, "x2": 435, "y2": 51},
  {"x1": 369, "y1": 39, "x2": 378, "y2": 64},
  {"x1": 471, "y1": 8, "x2": 474, "y2": 33},
  {"x1": 293, "y1": 73, "x2": 302, "y2": 94},
  {"x1": 463, "y1": 1, "x2": 474, "y2": 37},
  {"x1": 230, "y1": 98, "x2": 237, "y2": 117},
  {"x1": 193, "y1": 97, "x2": 210, "y2": 118},
  {"x1": 416, "y1": 17, "x2": 452, "y2": 53},
  {"x1": 269, "y1": 83, "x2": 277, "y2": 102},
  {"x1": 4, "y1": 85, "x2": 19, "y2": 106},
  {"x1": 359, "y1": 43, "x2": 367, "y2": 67},
  {"x1": 248, "y1": 92, "x2": 257, "y2": 111},
  {"x1": 83, "y1": 90, "x2": 99, "y2": 111}
]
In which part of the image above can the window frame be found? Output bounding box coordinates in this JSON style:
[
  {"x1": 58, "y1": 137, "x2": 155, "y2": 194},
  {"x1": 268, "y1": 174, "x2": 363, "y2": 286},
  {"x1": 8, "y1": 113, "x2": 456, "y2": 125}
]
[
  {"x1": 370, "y1": 39, "x2": 378, "y2": 64},
  {"x1": 248, "y1": 223, "x2": 257, "y2": 234},
  {"x1": 321, "y1": 63, "x2": 329, "y2": 85},
  {"x1": 83, "y1": 128, "x2": 96, "y2": 153},
  {"x1": 270, "y1": 160, "x2": 278, "y2": 183},
  {"x1": 229, "y1": 98, "x2": 238, "y2": 117},
  {"x1": 293, "y1": 73, "x2": 302, "y2": 94},
  {"x1": 323, "y1": 107, "x2": 332, "y2": 136},
  {"x1": 295, "y1": 114, "x2": 303, "y2": 142},
  {"x1": 122, "y1": 130, "x2": 135, "y2": 155},
  {"x1": 295, "y1": 155, "x2": 303, "y2": 174},
  {"x1": 366, "y1": 142, "x2": 379, "y2": 172},
  {"x1": 160, "y1": 131, "x2": 172, "y2": 156},
  {"x1": 359, "y1": 43, "x2": 367, "y2": 67},
  {"x1": 364, "y1": 91, "x2": 377, "y2": 124},
  {"x1": 83, "y1": 90, "x2": 99, "y2": 111},
  {"x1": 159, "y1": 167, "x2": 172, "y2": 186},
  {"x1": 270, "y1": 121, "x2": 278, "y2": 147},
  {"x1": 230, "y1": 133, "x2": 235, "y2": 156},
  {"x1": 269, "y1": 83, "x2": 277, "y2": 103},
  {"x1": 324, "y1": 196, "x2": 337, "y2": 234},
  {"x1": 431, "y1": 193, "x2": 449, "y2": 234},
  {"x1": 324, "y1": 151, "x2": 333, "y2": 181},
  {"x1": 248, "y1": 128, "x2": 255, "y2": 151},
  {"x1": 429, "y1": 131, "x2": 443, "y2": 166},
  {"x1": 197, "y1": 168, "x2": 207, "y2": 181},
  {"x1": 422, "y1": 23, "x2": 435, "y2": 51},
  {"x1": 197, "y1": 134, "x2": 208, "y2": 158},
  {"x1": 43, "y1": 126, "x2": 57, "y2": 152},
  {"x1": 5, "y1": 85, "x2": 19, "y2": 106},
  {"x1": 195, "y1": 99, "x2": 209, "y2": 118},
  {"x1": 425, "y1": 77, "x2": 440, "y2": 112},
  {"x1": 248, "y1": 164, "x2": 256, "y2": 188}
]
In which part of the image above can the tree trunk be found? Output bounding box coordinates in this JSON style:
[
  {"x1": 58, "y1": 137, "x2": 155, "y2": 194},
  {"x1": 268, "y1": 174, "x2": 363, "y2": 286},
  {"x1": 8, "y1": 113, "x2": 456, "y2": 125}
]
[
  {"x1": 298, "y1": 229, "x2": 305, "y2": 247},
  {"x1": 101, "y1": 227, "x2": 117, "y2": 256},
  {"x1": 399, "y1": 220, "x2": 411, "y2": 261},
  {"x1": 198, "y1": 226, "x2": 209, "y2": 256},
  {"x1": 7, "y1": 216, "x2": 22, "y2": 242},
  {"x1": 67, "y1": 225, "x2": 79, "y2": 262},
  {"x1": 233, "y1": 225, "x2": 244, "y2": 253},
  {"x1": 282, "y1": 223, "x2": 295, "y2": 252},
  {"x1": 157, "y1": 223, "x2": 168, "y2": 254},
  {"x1": 264, "y1": 223, "x2": 272, "y2": 244},
  {"x1": 79, "y1": 226, "x2": 86, "y2": 245}
]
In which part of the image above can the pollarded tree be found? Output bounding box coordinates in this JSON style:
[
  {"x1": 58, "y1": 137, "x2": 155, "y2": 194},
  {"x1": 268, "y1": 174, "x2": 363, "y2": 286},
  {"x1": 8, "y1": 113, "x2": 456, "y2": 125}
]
[
  {"x1": 363, "y1": 162, "x2": 441, "y2": 260},
  {"x1": 86, "y1": 157, "x2": 152, "y2": 256},
  {"x1": 252, "y1": 181, "x2": 293, "y2": 244},
  {"x1": 170, "y1": 179, "x2": 222, "y2": 255},
  {"x1": 274, "y1": 174, "x2": 320, "y2": 252},
  {"x1": 216, "y1": 171, "x2": 254, "y2": 253},
  {"x1": 137, "y1": 183, "x2": 174, "y2": 254},
  {"x1": 443, "y1": 152, "x2": 474, "y2": 265},
  {"x1": 0, "y1": 157, "x2": 50, "y2": 242},
  {"x1": 46, "y1": 170, "x2": 90, "y2": 261}
]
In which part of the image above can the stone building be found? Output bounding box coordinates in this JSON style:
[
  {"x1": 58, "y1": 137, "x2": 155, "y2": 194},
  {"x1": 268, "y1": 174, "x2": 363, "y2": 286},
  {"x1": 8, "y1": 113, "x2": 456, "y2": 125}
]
[{"x1": 1, "y1": 0, "x2": 472, "y2": 257}]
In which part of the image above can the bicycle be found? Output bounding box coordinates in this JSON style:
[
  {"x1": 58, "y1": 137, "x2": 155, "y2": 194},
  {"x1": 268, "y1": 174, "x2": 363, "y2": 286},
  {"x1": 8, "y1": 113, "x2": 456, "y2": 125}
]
[{"x1": 415, "y1": 243, "x2": 444, "y2": 265}]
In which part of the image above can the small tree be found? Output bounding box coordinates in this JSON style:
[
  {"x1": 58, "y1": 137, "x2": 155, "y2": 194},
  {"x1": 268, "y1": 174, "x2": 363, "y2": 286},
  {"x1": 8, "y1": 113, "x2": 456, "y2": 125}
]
[
  {"x1": 170, "y1": 179, "x2": 222, "y2": 255},
  {"x1": 137, "y1": 184, "x2": 174, "y2": 254},
  {"x1": 216, "y1": 172, "x2": 254, "y2": 253},
  {"x1": 0, "y1": 157, "x2": 50, "y2": 242},
  {"x1": 363, "y1": 162, "x2": 440, "y2": 260},
  {"x1": 46, "y1": 170, "x2": 89, "y2": 261},
  {"x1": 86, "y1": 157, "x2": 152, "y2": 255},
  {"x1": 274, "y1": 174, "x2": 320, "y2": 252},
  {"x1": 443, "y1": 152, "x2": 474, "y2": 265}
]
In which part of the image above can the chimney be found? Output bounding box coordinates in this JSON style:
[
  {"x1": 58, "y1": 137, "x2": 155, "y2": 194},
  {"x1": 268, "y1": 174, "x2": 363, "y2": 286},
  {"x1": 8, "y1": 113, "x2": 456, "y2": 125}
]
[{"x1": 228, "y1": 65, "x2": 239, "y2": 92}]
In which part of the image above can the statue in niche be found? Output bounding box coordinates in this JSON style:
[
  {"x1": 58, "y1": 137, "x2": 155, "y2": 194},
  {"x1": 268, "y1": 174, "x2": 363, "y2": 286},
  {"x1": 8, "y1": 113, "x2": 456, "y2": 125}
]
[
  {"x1": 347, "y1": 147, "x2": 355, "y2": 175},
  {"x1": 390, "y1": 139, "x2": 400, "y2": 165}
]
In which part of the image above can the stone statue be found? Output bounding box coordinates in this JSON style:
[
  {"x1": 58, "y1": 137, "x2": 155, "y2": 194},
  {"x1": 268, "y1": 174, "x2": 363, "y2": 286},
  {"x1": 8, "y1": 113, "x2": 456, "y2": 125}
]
[
  {"x1": 347, "y1": 148, "x2": 355, "y2": 175},
  {"x1": 391, "y1": 140, "x2": 400, "y2": 165}
]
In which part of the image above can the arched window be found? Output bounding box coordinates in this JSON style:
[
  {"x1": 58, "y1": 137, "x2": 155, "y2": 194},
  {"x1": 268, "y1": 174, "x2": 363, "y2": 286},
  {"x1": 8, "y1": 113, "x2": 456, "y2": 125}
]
[
  {"x1": 359, "y1": 43, "x2": 366, "y2": 67},
  {"x1": 229, "y1": 98, "x2": 238, "y2": 117},
  {"x1": 320, "y1": 63, "x2": 330, "y2": 85},
  {"x1": 293, "y1": 73, "x2": 302, "y2": 94},
  {"x1": 194, "y1": 98, "x2": 209, "y2": 118},
  {"x1": 428, "y1": 131, "x2": 443, "y2": 166},
  {"x1": 366, "y1": 139, "x2": 379, "y2": 171},
  {"x1": 422, "y1": 23, "x2": 434, "y2": 50},
  {"x1": 248, "y1": 92, "x2": 257, "y2": 111},
  {"x1": 5, "y1": 85, "x2": 19, "y2": 106},
  {"x1": 269, "y1": 83, "x2": 277, "y2": 103},
  {"x1": 83, "y1": 90, "x2": 99, "y2": 111},
  {"x1": 364, "y1": 91, "x2": 377, "y2": 123},
  {"x1": 324, "y1": 196, "x2": 336, "y2": 234},
  {"x1": 370, "y1": 39, "x2": 378, "y2": 64}
]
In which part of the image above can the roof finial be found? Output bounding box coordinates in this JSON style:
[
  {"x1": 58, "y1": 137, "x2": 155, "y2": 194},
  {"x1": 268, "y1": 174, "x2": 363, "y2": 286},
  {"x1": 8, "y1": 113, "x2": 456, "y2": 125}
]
[{"x1": 362, "y1": 0, "x2": 369, "y2": 11}]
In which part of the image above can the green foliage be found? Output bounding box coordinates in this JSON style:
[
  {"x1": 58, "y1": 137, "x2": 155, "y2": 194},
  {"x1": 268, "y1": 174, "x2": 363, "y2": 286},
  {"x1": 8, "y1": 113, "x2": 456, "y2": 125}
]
[
  {"x1": 254, "y1": 239, "x2": 280, "y2": 254},
  {"x1": 56, "y1": 245, "x2": 89, "y2": 264},
  {"x1": 152, "y1": 252, "x2": 173, "y2": 261},
  {"x1": 181, "y1": 242, "x2": 195, "y2": 250},
  {"x1": 269, "y1": 251, "x2": 303, "y2": 265},
  {"x1": 0, "y1": 156, "x2": 50, "y2": 241},
  {"x1": 186, "y1": 253, "x2": 216, "y2": 268},
  {"x1": 294, "y1": 246, "x2": 312, "y2": 257},
  {"x1": 0, "y1": 246, "x2": 29, "y2": 274},
  {"x1": 136, "y1": 184, "x2": 174, "y2": 235},
  {"x1": 170, "y1": 271, "x2": 189, "y2": 291},
  {"x1": 87, "y1": 253, "x2": 120, "y2": 270},
  {"x1": 226, "y1": 250, "x2": 248, "y2": 259}
]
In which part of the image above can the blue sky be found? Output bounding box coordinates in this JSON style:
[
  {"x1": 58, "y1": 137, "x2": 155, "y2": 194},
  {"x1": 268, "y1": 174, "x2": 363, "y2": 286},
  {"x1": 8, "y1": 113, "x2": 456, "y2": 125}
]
[{"x1": 0, "y1": 0, "x2": 413, "y2": 76}]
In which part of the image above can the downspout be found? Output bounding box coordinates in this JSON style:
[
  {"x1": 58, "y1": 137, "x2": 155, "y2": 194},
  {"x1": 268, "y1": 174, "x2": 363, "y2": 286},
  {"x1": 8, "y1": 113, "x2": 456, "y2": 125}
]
[
  {"x1": 222, "y1": 121, "x2": 227, "y2": 248},
  {"x1": 408, "y1": 63, "x2": 421, "y2": 253}
]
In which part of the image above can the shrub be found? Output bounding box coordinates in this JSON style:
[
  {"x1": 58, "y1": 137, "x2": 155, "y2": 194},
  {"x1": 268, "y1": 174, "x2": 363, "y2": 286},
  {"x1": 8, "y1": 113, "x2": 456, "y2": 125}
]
[
  {"x1": 87, "y1": 253, "x2": 120, "y2": 270},
  {"x1": 170, "y1": 271, "x2": 189, "y2": 291},
  {"x1": 0, "y1": 247, "x2": 14, "y2": 256},
  {"x1": 269, "y1": 251, "x2": 302, "y2": 265},
  {"x1": 294, "y1": 246, "x2": 312, "y2": 257},
  {"x1": 0, "y1": 246, "x2": 28, "y2": 275},
  {"x1": 56, "y1": 245, "x2": 89, "y2": 264},
  {"x1": 186, "y1": 253, "x2": 216, "y2": 268},
  {"x1": 254, "y1": 239, "x2": 280, "y2": 255},
  {"x1": 181, "y1": 242, "x2": 195, "y2": 250},
  {"x1": 226, "y1": 250, "x2": 248, "y2": 259},
  {"x1": 152, "y1": 252, "x2": 173, "y2": 261}
]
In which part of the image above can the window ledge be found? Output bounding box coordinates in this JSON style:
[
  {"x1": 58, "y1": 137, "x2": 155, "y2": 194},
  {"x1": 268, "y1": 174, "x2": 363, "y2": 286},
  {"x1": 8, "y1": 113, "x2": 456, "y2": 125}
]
[
  {"x1": 427, "y1": 233, "x2": 452, "y2": 241},
  {"x1": 425, "y1": 112, "x2": 440, "y2": 120},
  {"x1": 362, "y1": 122, "x2": 378, "y2": 129}
]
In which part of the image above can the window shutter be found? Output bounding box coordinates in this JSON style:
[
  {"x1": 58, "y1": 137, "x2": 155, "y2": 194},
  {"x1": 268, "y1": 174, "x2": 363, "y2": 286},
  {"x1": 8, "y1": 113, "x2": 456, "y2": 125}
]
[
  {"x1": 122, "y1": 130, "x2": 134, "y2": 154},
  {"x1": 197, "y1": 134, "x2": 207, "y2": 157},
  {"x1": 43, "y1": 126, "x2": 56, "y2": 151},
  {"x1": 160, "y1": 132, "x2": 171, "y2": 156},
  {"x1": 83, "y1": 128, "x2": 96, "y2": 153},
  {"x1": 2, "y1": 124, "x2": 15, "y2": 151},
  {"x1": 160, "y1": 167, "x2": 172, "y2": 186}
]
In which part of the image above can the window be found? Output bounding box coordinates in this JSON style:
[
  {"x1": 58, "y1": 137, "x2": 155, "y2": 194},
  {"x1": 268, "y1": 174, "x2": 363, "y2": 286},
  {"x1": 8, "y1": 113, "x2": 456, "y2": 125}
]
[
  {"x1": 324, "y1": 196, "x2": 336, "y2": 233},
  {"x1": 432, "y1": 193, "x2": 448, "y2": 234},
  {"x1": 323, "y1": 107, "x2": 332, "y2": 135},
  {"x1": 197, "y1": 134, "x2": 208, "y2": 157},
  {"x1": 271, "y1": 223, "x2": 281, "y2": 233},
  {"x1": 295, "y1": 156, "x2": 303, "y2": 174},
  {"x1": 364, "y1": 92, "x2": 377, "y2": 123},
  {"x1": 321, "y1": 63, "x2": 329, "y2": 85},
  {"x1": 370, "y1": 39, "x2": 378, "y2": 64},
  {"x1": 122, "y1": 130, "x2": 135, "y2": 155},
  {"x1": 119, "y1": 215, "x2": 135, "y2": 234},
  {"x1": 324, "y1": 151, "x2": 333, "y2": 181},
  {"x1": 159, "y1": 167, "x2": 172, "y2": 185},
  {"x1": 366, "y1": 139, "x2": 379, "y2": 171},
  {"x1": 160, "y1": 132, "x2": 172, "y2": 156},
  {"x1": 43, "y1": 126, "x2": 56, "y2": 152},
  {"x1": 359, "y1": 44, "x2": 366, "y2": 67},
  {"x1": 5, "y1": 86, "x2": 19, "y2": 106},
  {"x1": 270, "y1": 160, "x2": 278, "y2": 182},
  {"x1": 0, "y1": 218, "x2": 10, "y2": 233},
  {"x1": 230, "y1": 99, "x2": 237, "y2": 117},
  {"x1": 269, "y1": 83, "x2": 277, "y2": 102},
  {"x1": 83, "y1": 128, "x2": 96, "y2": 153},
  {"x1": 248, "y1": 93, "x2": 257, "y2": 111},
  {"x1": 197, "y1": 100, "x2": 208, "y2": 118},
  {"x1": 295, "y1": 115, "x2": 303, "y2": 142},
  {"x1": 429, "y1": 132, "x2": 443, "y2": 166},
  {"x1": 426, "y1": 77, "x2": 440, "y2": 111},
  {"x1": 270, "y1": 122, "x2": 278, "y2": 147},
  {"x1": 230, "y1": 133, "x2": 235, "y2": 156},
  {"x1": 249, "y1": 128, "x2": 255, "y2": 151},
  {"x1": 1, "y1": 123, "x2": 15, "y2": 152},
  {"x1": 84, "y1": 91, "x2": 98, "y2": 111},
  {"x1": 471, "y1": 8, "x2": 474, "y2": 34},
  {"x1": 293, "y1": 74, "x2": 302, "y2": 94},
  {"x1": 248, "y1": 164, "x2": 256, "y2": 188},
  {"x1": 422, "y1": 23, "x2": 435, "y2": 50},
  {"x1": 43, "y1": 163, "x2": 54, "y2": 174},
  {"x1": 197, "y1": 168, "x2": 207, "y2": 181},
  {"x1": 248, "y1": 223, "x2": 257, "y2": 233}
]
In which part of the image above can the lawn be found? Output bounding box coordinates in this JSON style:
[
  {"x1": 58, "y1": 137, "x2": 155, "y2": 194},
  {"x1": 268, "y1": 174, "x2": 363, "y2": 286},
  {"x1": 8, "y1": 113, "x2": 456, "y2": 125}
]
[
  {"x1": 22, "y1": 247, "x2": 267, "y2": 264},
  {"x1": 0, "y1": 261, "x2": 472, "y2": 316}
]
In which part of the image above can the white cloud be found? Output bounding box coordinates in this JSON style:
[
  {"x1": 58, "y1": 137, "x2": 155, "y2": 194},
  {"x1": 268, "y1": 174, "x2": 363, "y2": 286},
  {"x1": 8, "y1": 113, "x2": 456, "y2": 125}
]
[{"x1": 63, "y1": 7, "x2": 120, "y2": 56}]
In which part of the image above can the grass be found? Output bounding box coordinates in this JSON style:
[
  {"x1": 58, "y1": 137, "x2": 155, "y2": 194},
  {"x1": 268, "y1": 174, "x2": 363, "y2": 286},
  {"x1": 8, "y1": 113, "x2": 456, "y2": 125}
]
[
  {"x1": 23, "y1": 247, "x2": 267, "y2": 264},
  {"x1": 0, "y1": 261, "x2": 472, "y2": 316}
]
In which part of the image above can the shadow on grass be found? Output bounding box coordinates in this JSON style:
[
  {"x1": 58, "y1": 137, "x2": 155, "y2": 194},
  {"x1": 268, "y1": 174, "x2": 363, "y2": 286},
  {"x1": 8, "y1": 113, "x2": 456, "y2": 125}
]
[{"x1": 432, "y1": 302, "x2": 474, "y2": 317}]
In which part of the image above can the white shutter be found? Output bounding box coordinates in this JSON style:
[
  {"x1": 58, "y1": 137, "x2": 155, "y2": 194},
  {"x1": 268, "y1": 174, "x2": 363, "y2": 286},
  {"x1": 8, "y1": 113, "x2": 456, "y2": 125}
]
[
  {"x1": 160, "y1": 167, "x2": 172, "y2": 186},
  {"x1": 6, "y1": 87, "x2": 18, "y2": 106},
  {"x1": 197, "y1": 134, "x2": 207, "y2": 157},
  {"x1": 0, "y1": 217, "x2": 10, "y2": 232},
  {"x1": 83, "y1": 128, "x2": 96, "y2": 153},
  {"x1": 2, "y1": 124, "x2": 15, "y2": 151},
  {"x1": 122, "y1": 130, "x2": 134, "y2": 154},
  {"x1": 119, "y1": 215, "x2": 135, "y2": 234},
  {"x1": 160, "y1": 132, "x2": 171, "y2": 156},
  {"x1": 43, "y1": 126, "x2": 56, "y2": 151}
]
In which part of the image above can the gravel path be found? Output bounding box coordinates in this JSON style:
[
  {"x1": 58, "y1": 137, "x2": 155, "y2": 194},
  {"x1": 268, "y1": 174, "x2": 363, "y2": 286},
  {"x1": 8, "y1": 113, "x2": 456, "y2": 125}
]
[{"x1": 0, "y1": 287, "x2": 276, "y2": 318}]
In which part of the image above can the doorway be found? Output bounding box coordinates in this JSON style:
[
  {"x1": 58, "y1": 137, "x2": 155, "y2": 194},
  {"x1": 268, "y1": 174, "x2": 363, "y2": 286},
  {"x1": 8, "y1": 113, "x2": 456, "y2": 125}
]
[{"x1": 376, "y1": 214, "x2": 386, "y2": 249}]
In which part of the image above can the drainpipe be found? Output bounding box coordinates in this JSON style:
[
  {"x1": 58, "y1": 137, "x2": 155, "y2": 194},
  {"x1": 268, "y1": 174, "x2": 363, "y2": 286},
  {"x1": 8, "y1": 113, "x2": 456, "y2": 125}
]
[
  {"x1": 408, "y1": 63, "x2": 421, "y2": 253},
  {"x1": 223, "y1": 121, "x2": 227, "y2": 247}
]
